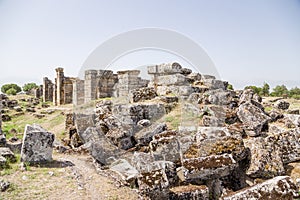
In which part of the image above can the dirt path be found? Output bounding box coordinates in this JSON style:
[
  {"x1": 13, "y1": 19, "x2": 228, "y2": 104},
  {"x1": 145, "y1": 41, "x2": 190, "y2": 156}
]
[
  {"x1": 1, "y1": 153, "x2": 138, "y2": 200},
  {"x1": 48, "y1": 153, "x2": 139, "y2": 200}
]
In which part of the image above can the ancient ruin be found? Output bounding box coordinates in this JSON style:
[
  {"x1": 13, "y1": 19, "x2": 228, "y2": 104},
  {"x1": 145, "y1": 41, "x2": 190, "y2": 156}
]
[{"x1": 1, "y1": 62, "x2": 299, "y2": 199}]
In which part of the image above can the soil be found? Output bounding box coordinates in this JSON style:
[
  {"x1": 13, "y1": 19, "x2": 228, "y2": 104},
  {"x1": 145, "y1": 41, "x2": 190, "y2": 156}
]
[{"x1": 1, "y1": 152, "x2": 139, "y2": 200}]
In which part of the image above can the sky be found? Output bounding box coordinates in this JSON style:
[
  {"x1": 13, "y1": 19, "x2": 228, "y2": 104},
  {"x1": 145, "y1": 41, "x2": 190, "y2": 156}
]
[{"x1": 0, "y1": 0, "x2": 299, "y2": 89}]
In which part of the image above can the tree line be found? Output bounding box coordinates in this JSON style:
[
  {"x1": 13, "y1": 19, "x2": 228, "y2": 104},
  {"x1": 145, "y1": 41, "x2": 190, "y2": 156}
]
[
  {"x1": 1, "y1": 83, "x2": 39, "y2": 95},
  {"x1": 243, "y1": 83, "x2": 300, "y2": 99}
]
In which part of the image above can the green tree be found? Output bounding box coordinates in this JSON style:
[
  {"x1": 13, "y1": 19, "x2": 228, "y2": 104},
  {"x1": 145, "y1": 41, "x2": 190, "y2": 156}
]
[
  {"x1": 244, "y1": 85, "x2": 262, "y2": 95},
  {"x1": 6, "y1": 88, "x2": 17, "y2": 95},
  {"x1": 261, "y1": 82, "x2": 270, "y2": 96},
  {"x1": 270, "y1": 85, "x2": 289, "y2": 97},
  {"x1": 289, "y1": 87, "x2": 300, "y2": 99},
  {"x1": 23, "y1": 83, "x2": 38, "y2": 92},
  {"x1": 1, "y1": 83, "x2": 22, "y2": 94},
  {"x1": 227, "y1": 84, "x2": 234, "y2": 90}
]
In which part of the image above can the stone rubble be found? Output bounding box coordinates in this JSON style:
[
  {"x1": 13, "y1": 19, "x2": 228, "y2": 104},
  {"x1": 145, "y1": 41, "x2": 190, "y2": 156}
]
[{"x1": 32, "y1": 62, "x2": 300, "y2": 199}]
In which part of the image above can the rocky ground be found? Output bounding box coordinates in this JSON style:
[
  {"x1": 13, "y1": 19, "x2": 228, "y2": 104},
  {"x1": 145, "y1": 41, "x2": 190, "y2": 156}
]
[{"x1": 1, "y1": 64, "x2": 300, "y2": 199}]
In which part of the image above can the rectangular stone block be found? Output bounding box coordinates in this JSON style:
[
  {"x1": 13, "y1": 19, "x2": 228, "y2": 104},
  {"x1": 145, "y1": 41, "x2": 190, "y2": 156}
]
[{"x1": 21, "y1": 124, "x2": 54, "y2": 163}]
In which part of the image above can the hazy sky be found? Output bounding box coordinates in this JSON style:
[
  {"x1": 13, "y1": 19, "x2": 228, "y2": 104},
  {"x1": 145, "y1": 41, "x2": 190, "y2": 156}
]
[{"x1": 0, "y1": 0, "x2": 299, "y2": 89}]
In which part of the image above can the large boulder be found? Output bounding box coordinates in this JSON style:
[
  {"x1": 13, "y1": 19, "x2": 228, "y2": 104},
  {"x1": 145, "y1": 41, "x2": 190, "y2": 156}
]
[
  {"x1": 137, "y1": 161, "x2": 177, "y2": 200},
  {"x1": 268, "y1": 129, "x2": 300, "y2": 164},
  {"x1": 82, "y1": 126, "x2": 123, "y2": 165},
  {"x1": 134, "y1": 123, "x2": 167, "y2": 147},
  {"x1": 237, "y1": 102, "x2": 271, "y2": 136},
  {"x1": 221, "y1": 176, "x2": 299, "y2": 200},
  {"x1": 243, "y1": 136, "x2": 285, "y2": 178},
  {"x1": 179, "y1": 154, "x2": 237, "y2": 182},
  {"x1": 149, "y1": 130, "x2": 181, "y2": 163},
  {"x1": 21, "y1": 124, "x2": 54, "y2": 163},
  {"x1": 203, "y1": 89, "x2": 235, "y2": 106},
  {"x1": 275, "y1": 100, "x2": 290, "y2": 110},
  {"x1": 183, "y1": 127, "x2": 246, "y2": 162}
]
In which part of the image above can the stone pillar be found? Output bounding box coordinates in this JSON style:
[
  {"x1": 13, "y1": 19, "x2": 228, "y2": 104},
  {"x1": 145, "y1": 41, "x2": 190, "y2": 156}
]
[
  {"x1": 84, "y1": 70, "x2": 98, "y2": 103},
  {"x1": 55, "y1": 67, "x2": 64, "y2": 106},
  {"x1": 43, "y1": 77, "x2": 54, "y2": 102},
  {"x1": 63, "y1": 78, "x2": 73, "y2": 104},
  {"x1": 53, "y1": 83, "x2": 57, "y2": 106},
  {"x1": 73, "y1": 79, "x2": 85, "y2": 105}
]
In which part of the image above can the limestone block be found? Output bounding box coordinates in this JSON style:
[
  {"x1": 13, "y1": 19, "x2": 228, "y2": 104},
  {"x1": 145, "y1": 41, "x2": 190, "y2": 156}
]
[{"x1": 21, "y1": 124, "x2": 54, "y2": 163}]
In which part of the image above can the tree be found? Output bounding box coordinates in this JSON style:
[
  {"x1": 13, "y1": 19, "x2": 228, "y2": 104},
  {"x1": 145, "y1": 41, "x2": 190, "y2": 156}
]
[
  {"x1": 227, "y1": 84, "x2": 234, "y2": 90},
  {"x1": 261, "y1": 82, "x2": 270, "y2": 96},
  {"x1": 270, "y1": 85, "x2": 289, "y2": 97},
  {"x1": 6, "y1": 88, "x2": 17, "y2": 95},
  {"x1": 244, "y1": 85, "x2": 262, "y2": 95},
  {"x1": 1, "y1": 83, "x2": 22, "y2": 94},
  {"x1": 23, "y1": 83, "x2": 38, "y2": 92},
  {"x1": 289, "y1": 87, "x2": 300, "y2": 99}
]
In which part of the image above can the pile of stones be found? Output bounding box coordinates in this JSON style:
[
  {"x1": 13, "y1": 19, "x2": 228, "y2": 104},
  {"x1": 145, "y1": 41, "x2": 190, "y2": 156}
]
[{"x1": 72, "y1": 63, "x2": 300, "y2": 199}]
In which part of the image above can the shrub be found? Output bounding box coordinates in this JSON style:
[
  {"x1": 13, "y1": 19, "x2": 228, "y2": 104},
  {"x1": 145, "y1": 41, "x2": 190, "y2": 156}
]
[
  {"x1": 1, "y1": 83, "x2": 21, "y2": 94},
  {"x1": 23, "y1": 83, "x2": 39, "y2": 92}
]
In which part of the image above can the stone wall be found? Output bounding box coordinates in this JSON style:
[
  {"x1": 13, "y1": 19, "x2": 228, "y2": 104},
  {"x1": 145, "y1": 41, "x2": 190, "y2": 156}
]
[
  {"x1": 43, "y1": 68, "x2": 75, "y2": 105},
  {"x1": 84, "y1": 69, "x2": 118, "y2": 103},
  {"x1": 115, "y1": 70, "x2": 149, "y2": 97},
  {"x1": 73, "y1": 79, "x2": 85, "y2": 106},
  {"x1": 42, "y1": 77, "x2": 54, "y2": 102}
]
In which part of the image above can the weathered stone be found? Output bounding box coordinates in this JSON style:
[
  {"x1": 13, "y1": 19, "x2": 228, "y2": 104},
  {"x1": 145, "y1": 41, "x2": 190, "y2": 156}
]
[
  {"x1": 268, "y1": 128, "x2": 300, "y2": 164},
  {"x1": 134, "y1": 123, "x2": 167, "y2": 147},
  {"x1": 25, "y1": 107, "x2": 36, "y2": 113},
  {"x1": 6, "y1": 140, "x2": 22, "y2": 153},
  {"x1": 13, "y1": 106, "x2": 22, "y2": 112},
  {"x1": 169, "y1": 185, "x2": 209, "y2": 200},
  {"x1": 183, "y1": 127, "x2": 247, "y2": 162},
  {"x1": 243, "y1": 137, "x2": 285, "y2": 178},
  {"x1": 237, "y1": 102, "x2": 271, "y2": 136},
  {"x1": 180, "y1": 154, "x2": 237, "y2": 182},
  {"x1": 203, "y1": 79, "x2": 227, "y2": 90},
  {"x1": 109, "y1": 159, "x2": 139, "y2": 183},
  {"x1": 137, "y1": 161, "x2": 177, "y2": 200},
  {"x1": 149, "y1": 130, "x2": 180, "y2": 163},
  {"x1": 239, "y1": 89, "x2": 254, "y2": 103},
  {"x1": 137, "y1": 119, "x2": 151, "y2": 128},
  {"x1": 201, "y1": 105, "x2": 228, "y2": 127},
  {"x1": 180, "y1": 68, "x2": 192, "y2": 75},
  {"x1": 148, "y1": 62, "x2": 182, "y2": 75},
  {"x1": 0, "y1": 179, "x2": 10, "y2": 192},
  {"x1": 268, "y1": 109, "x2": 284, "y2": 122},
  {"x1": 131, "y1": 152, "x2": 155, "y2": 171},
  {"x1": 275, "y1": 100, "x2": 290, "y2": 110},
  {"x1": 74, "y1": 113, "x2": 96, "y2": 135},
  {"x1": 284, "y1": 114, "x2": 300, "y2": 127},
  {"x1": 203, "y1": 89, "x2": 235, "y2": 106},
  {"x1": 21, "y1": 124, "x2": 54, "y2": 163},
  {"x1": 82, "y1": 126, "x2": 123, "y2": 165},
  {"x1": 0, "y1": 156, "x2": 6, "y2": 168},
  {"x1": 221, "y1": 176, "x2": 299, "y2": 200},
  {"x1": 130, "y1": 87, "x2": 157, "y2": 103},
  {"x1": 0, "y1": 147, "x2": 16, "y2": 162},
  {"x1": 287, "y1": 109, "x2": 300, "y2": 115},
  {"x1": 2, "y1": 114, "x2": 11, "y2": 122}
]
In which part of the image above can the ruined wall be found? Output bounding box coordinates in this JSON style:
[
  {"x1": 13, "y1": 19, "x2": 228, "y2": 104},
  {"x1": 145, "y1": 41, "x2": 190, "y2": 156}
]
[
  {"x1": 84, "y1": 70, "x2": 118, "y2": 103},
  {"x1": 42, "y1": 77, "x2": 54, "y2": 102},
  {"x1": 73, "y1": 79, "x2": 85, "y2": 106},
  {"x1": 63, "y1": 77, "x2": 74, "y2": 104},
  {"x1": 84, "y1": 70, "x2": 98, "y2": 103},
  {"x1": 115, "y1": 70, "x2": 149, "y2": 97}
]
